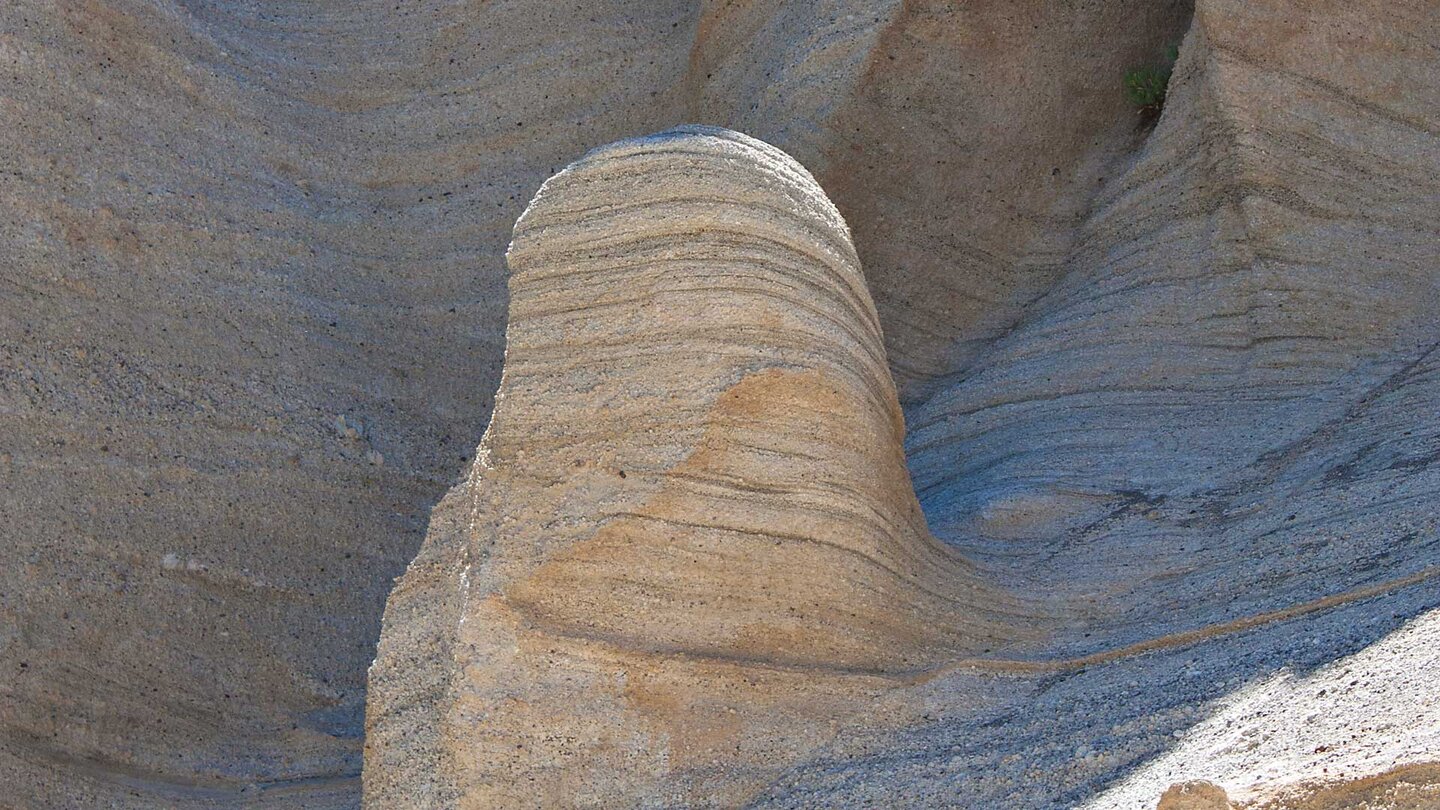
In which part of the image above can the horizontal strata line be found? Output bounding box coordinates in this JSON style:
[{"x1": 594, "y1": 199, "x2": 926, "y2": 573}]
[
  {"x1": 513, "y1": 225, "x2": 870, "y2": 313},
  {"x1": 909, "y1": 563, "x2": 1440, "y2": 684},
  {"x1": 517, "y1": 281, "x2": 882, "y2": 355},
  {"x1": 1209, "y1": 40, "x2": 1440, "y2": 140},
  {"x1": 652, "y1": 475, "x2": 991, "y2": 582},
  {"x1": 601, "y1": 511, "x2": 1029, "y2": 621},
  {"x1": 2, "y1": 728, "x2": 360, "y2": 798},
  {"x1": 508, "y1": 342, "x2": 899, "y2": 418},
  {"x1": 907, "y1": 385, "x2": 1302, "y2": 443},
  {"x1": 521, "y1": 184, "x2": 845, "y2": 246},
  {"x1": 518, "y1": 263, "x2": 873, "y2": 329},
  {"x1": 493, "y1": 562, "x2": 1440, "y2": 685}
]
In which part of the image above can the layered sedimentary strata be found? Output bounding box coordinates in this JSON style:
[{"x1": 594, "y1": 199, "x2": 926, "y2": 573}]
[
  {"x1": 683, "y1": 1, "x2": 1197, "y2": 396},
  {"x1": 757, "y1": 0, "x2": 1440, "y2": 805},
  {"x1": 2, "y1": 0, "x2": 695, "y2": 804},
  {"x1": 364, "y1": 125, "x2": 1035, "y2": 807},
  {"x1": 6, "y1": 0, "x2": 1440, "y2": 806},
  {"x1": 811, "y1": 1, "x2": 1195, "y2": 396},
  {"x1": 369, "y1": 0, "x2": 1440, "y2": 805},
  {"x1": 906, "y1": 0, "x2": 1440, "y2": 649},
  {"x1": 3, "y1": 1, "x2": 1201, "y2": 804}
]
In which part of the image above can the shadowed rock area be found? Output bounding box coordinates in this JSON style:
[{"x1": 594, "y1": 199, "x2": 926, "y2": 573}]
[{"x1": 3, "y1": 0, "x2": 1438, "y2": 807}]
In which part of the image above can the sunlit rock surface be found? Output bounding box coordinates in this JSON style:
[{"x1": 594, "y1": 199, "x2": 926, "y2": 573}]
[
  {"x1": 3, "y1": 0, "x2": 1437, "y2": 806},
  {"x1": 365, "y1": 125, "x2": 1042, "y2": 806}
]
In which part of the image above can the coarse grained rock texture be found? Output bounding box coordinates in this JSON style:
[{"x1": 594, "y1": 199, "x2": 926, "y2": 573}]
[
  {"x1": 364, "y1": 125, "x2": 1040, "y2": 808},
  {"x1": 4, "y1": 0, "x2": 1440, "y2": 807},
  {"x1": 1, "y1": 1, "x2": 1191, "y2": 804}
]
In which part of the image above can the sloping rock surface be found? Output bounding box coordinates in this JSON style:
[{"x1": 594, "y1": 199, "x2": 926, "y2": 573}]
[
  {"x1": 0, "y1": 1, "x2": 1192, "y2": 804},
  {"x1": 3, "y1": 0, "x2": 1439, "y2": 807}
]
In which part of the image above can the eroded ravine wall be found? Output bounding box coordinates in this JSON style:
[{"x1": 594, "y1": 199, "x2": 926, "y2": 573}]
[
  {"x1": 36, "y1": 1, "x2": 1440, "y2": 807},
  {"x1": 2, "y1": 0, "x2": 701, "y2": 804},
  {"x1": 365, "y1": 126, "x2": 1046, "y2": 806}
]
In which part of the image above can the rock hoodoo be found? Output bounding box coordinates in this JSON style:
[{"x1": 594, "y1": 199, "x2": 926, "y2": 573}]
[{"x1": 364, "y1": 126, "x2": 1035, "y2": 807}]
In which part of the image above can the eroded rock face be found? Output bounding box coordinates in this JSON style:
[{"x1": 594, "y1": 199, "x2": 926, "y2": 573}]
[
  {"x1": 1, "y1": 1, "x2": 690, "y2": 804},
  {"x1": 369, "y1": 0, "x2": 1440, "y2": 804},
  {"x1": 364, "y1": 125, "x2": 1035, "y2": 807},
  {"x1": 7, "y1": 0, "x2": 1440, "y2": 806},
  {"x1": 761, "y1": 0, "x2": 1440, "y2": 805},
  {"x1": 906, "y1": 0, "x2": 1440, "y2": 656},
  {"x1": 1, "y1": 2, "x2": 1196, "y2": 803}
]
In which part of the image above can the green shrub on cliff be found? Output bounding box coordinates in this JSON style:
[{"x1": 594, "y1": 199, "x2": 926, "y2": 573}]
[{"x1": 1125, "y1": 44, "x2": 1180, "y2": 115}]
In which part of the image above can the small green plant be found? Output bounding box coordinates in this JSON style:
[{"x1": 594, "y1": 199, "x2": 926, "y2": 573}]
[{"x1": 1124, "y1": 44, "x2": 1180, "y2": 116}]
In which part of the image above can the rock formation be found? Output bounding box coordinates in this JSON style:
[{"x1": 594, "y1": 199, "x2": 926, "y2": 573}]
[
  {"x1": 3, "y1": 0, "x2": 1438, "y2": 806},
  {"x1": 364, "y1": 125, "x2": 1039, "y2": 806}
]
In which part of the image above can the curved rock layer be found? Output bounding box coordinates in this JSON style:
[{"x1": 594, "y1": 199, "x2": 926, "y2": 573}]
[
  {"x1": 755, "y1": 0, "x2": 1440, "y2": 806},
  {"x1": 364, "y1": 125, "x2": 1036, "y2": 807},
  {"x1": 1, "y1": 1, "x2": 1196, "y2": 804},
  {"x1": 5, "y1": 0, "x2": 1439, "y2": 806},
  {"x1": 369, "y1": 0, "x2": 1440, "y2": 805},
  {"x1": 907, "y1": 0, "x2": 1440, "y2": 650},
  {"x1": 681, "y1": 0, "x2": 1197, "y2": 396}
]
